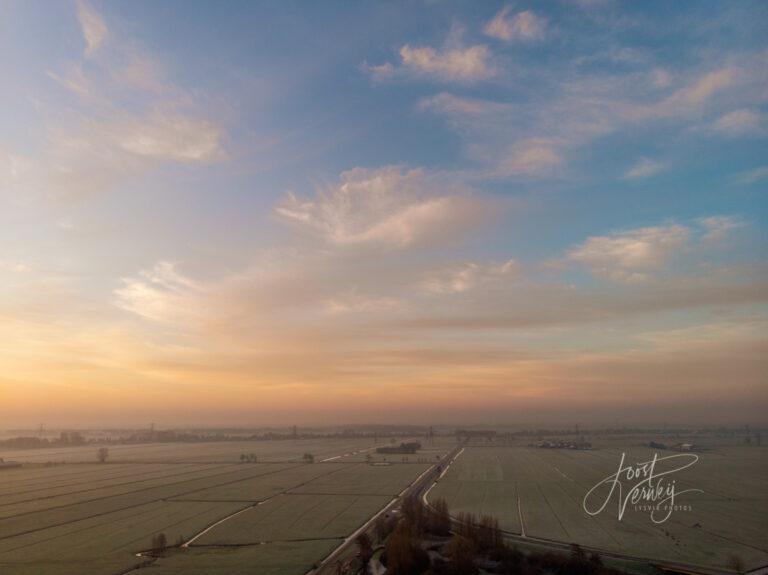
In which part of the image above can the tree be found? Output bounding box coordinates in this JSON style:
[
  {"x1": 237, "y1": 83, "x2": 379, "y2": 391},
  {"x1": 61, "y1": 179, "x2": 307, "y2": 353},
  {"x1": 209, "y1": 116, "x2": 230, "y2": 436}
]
[
  {"x1": 478, "y1": 514, "x2": 503, "y2": 555},
  {"x1": 429, "y1": 497, "x2": 451, "y2": 536},
  {"x1": 727, "y1": 554, "x2": 745, "y2": 573},
  {"x1": 151, "y1": 532, "x2": 167, "y2": 556},
  {"x1": 302, "y1": 452, "x2": 314, "y2": 463},
  {"x1": 240, "y1": 454, "x2": 246, "y2": 463},
  {"x1": 445, "y1": 535, "x2": 478, "y2": 575},
  {"x1": 97, "y1": 447, "x2": 109, "y2": 463},
  {"x1": 402, "y1": 495, "x2": 427, "y2": 534},
  {"x1": 454, "y1": 511, "x2": 478, "y2": 543},
  {"x1": 374, "y1": 514, "x2": 395, "y2": 542},
  {"x1": 385, "y1": 521, "x2": 429, "y2": 575},
  {"x1": 356, "y1": 532, "x2": 373, "y2": 568}
]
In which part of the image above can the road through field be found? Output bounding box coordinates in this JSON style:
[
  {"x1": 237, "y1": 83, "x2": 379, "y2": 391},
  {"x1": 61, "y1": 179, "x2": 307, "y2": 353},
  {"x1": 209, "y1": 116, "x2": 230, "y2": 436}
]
[{"x1": 310, "y1": 443, "x2": 464, "y2": 575}]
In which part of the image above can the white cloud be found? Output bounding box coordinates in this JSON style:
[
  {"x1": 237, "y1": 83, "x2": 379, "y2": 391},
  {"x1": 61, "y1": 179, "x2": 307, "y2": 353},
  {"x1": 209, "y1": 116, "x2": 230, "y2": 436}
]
[
  {"x1": 484, "y1": 8, "x2": 545, "y2": 42},
  {"x1": 324, "y1": 290, "x2": 401, "y2": 314},
  {"x1": 624, "y1": 157, "x2": 666, "y2": 179},
  {"x1": 497, "y1": 140, "x2": 562, "y2": 177},
  {"x1": 76, "y1": 0, "x2": 108, "y2": 56},
  {"x1": 366, "y1": 43, "x2": 495, "y2": 83},
  {"x1": 421, "y1": 260, "x2": 518, "y2": 294},
  {"x1": 28, "y1": 4, "x2": 227, "y2": 197},
  {"x1": 43, "y1": 111, "x2": 223, "y2": 196},
  {"x1": 641, "y1": 68, "x2": 737, "y2": 119},
  {"x1": 421, "y1": 58, "x2": 764, "y2": 180},
  {"x1": 419, "y1": 92, "x2": 511, "y2": 117},
  {"x1": 115, "y1": 261, "x2": 202, "y2": 323},
  {"x1": 698, "y1": 216, "x2": 745, "y2": 243},
  {"x1": 400, "y1": 44, "x2": 495, "y2": 82},
  {"x1": 712, "y1": 109, "x2": 765, "y2": 136},
  {"x1": 114, "y1": 113, "x2": 222, "y2": 162},
  {"x1": 567, "y1": 224, "x2": 690, "y2": 282},
  {"x1": 273, "y1": 166, "x2": 489, "y2": 249},
  {"x1": 736, "y1": 166, "x2": 768, "y2": 184},
  {"x1": 361, "y1": 62, "x2": 395, "y2": 82}
]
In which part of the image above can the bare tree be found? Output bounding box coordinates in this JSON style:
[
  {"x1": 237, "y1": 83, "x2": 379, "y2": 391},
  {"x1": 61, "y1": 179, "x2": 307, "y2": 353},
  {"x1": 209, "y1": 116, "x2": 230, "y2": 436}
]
[
  {"x1": 151, "y1": 532, "x2": 167, "y2": 556},
  {"x1": 727, "y1": 554, "x2": 745, "y2": 574},
  {"x1": 97, "y1": 447, "x2": 109, "y2": 463},
  {"x1": 445, "y1": 535, "x2": 478, "y2": 575},
  {"x1": 356, "y1": 532, "x2": 373, "y2": 569},
  {"x1": 302, "y1": 452, "x2": 315, "y2": 463},
  {"x1": 429, "y1": 497, "x2": 451, "y2": 536}
]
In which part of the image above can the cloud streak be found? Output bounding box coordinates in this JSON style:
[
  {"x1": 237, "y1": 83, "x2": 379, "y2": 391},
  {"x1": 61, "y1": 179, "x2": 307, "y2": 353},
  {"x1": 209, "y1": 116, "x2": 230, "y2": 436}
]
[
  {"x1": 77, "y1": 0, "x2": 108, "y2": 56},
  {"x1": 274, "y1": 166, "x2": 491, "y2": 249},
  {"x1": 484, "y1": 7, "x2": 546, "y2": 42}
]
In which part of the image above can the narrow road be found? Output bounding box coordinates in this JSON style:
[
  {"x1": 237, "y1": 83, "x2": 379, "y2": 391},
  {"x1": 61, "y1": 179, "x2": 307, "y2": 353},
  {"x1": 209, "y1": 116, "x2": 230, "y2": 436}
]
[{"x1": 309, "y1": 443, "x2": 465, "y2": 575}]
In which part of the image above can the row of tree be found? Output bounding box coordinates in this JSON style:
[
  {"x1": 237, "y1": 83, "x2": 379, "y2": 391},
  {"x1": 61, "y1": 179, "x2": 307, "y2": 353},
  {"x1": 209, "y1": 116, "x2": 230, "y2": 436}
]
[{"x1": 371, "y1": 496, "x2": 625, "y2": 575}]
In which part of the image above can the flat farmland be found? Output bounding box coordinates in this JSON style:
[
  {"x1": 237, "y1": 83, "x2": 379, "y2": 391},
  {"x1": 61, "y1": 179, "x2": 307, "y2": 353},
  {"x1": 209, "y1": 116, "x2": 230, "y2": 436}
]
[
  {"x1": 0, "y1": 437, "x2": 382, "y2": 464},
  {"x1": 0, "y1": 438, "x2": 433, "y2": 574},
  {"x1": 428, "y1": 444, "x2": 768, "y2": 570}
]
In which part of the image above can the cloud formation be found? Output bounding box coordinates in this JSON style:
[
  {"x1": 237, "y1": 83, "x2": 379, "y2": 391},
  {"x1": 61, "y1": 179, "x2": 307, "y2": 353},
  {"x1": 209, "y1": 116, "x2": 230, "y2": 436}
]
[
  {"x1": 736, "y1": 166, "x2": 768, "y2": 184},
  {"x1": 273, "y1": 166, "x2": 490, "y2": 249},
  {"x1": 420, "y1": 260, "x2": 518, "y2": 294},
  {"x1": 712, "y1": 109, "x2": 765, "y2": 136},
  {"x1": 565, "y1": 218, "x2": 747, "y2": 282},
  {"x1": 484, "y1": 7, "x2": 546, "y2": 42},
  {"x1": 33, "y1": 3, "x2": 225, "y2": 196},
  {"x1": 624, "y1": 157, "x2": 666, "y2": 179},
  {"x1": 567, "y1": 224, "x2": 690, "y2": 283},
  {"x1": 366, "y1": 42, "x2": 495, "y2": 83},
  {"x1": 77, "y1": 0, "x2": 108, "y2": 56}
]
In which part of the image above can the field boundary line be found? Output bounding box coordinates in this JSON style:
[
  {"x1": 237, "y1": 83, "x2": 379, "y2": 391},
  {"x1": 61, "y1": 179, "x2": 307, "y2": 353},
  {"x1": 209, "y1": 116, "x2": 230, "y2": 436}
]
[
  {"x1": 182, "y1": 459, "x2": 362, "y2": 548},
  {"x1": 320, "y1": 444, "x2": 379, "y2": 462},
  {"x1": 182, "y1": 502, "x2": 261, "y2": 547}
]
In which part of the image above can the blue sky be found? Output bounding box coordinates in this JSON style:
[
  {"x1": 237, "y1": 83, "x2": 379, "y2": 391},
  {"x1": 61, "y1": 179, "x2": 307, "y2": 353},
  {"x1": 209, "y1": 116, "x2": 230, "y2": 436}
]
[{"x1": 0, "y1": 0, "x2": 766, "y2": 426}]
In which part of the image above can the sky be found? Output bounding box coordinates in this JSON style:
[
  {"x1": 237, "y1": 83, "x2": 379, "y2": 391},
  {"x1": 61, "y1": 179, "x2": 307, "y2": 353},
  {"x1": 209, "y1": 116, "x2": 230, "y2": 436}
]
[{"x1": 0, "y1": 0, "x2": 766, "y2": 428}]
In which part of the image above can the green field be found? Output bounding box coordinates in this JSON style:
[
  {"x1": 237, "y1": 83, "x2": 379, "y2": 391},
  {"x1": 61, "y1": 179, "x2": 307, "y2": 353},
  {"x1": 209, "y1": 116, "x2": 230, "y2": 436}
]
[
  {"x1": 0, "y1": 438, "x2": 433, "y2": 574},
  {"x1": 428, "y1": 442, "x2": 768, "y2": 570}
]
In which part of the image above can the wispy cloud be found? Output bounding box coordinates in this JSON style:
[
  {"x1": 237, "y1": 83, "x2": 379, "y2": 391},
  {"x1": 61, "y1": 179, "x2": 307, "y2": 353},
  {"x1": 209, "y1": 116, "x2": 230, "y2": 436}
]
[
  {"x1": 736, "y1": 165, "x2": 768, "y2": 184},
  {"x1": 497, "y1": 139, "x2": 562, "y2": 177},
  {"x1": 365, "y1": 41, "x2": 495, "y2": 83},
  {"x1": 698, "y1": 215, "x2": 745, "y2": 242},
  {"x1": 420, "y1": 260, "x2": 518, "y2": 294},
  {"x1": 21, "y1": 2, "x2": 226, "y2": 196},
  {"x1": 484, "y1": 7, "x2": 546, "y2": 42},
  {"x1": 422, "y1": 56, "x2": 766, "y2": 179},
  {"x1": 76, "y1": 0, "x2": 108, "y2": 56},
  {"x1": 567, "y1": 224, "x2": 690, "y2": 283},
  {"x1": 712, "y1": 108, "x2": 765, "y2": 136},
  {"x1": 273, "y1": 166, "x2": 491, "y2": 249},
  {"x1": 565, "y1": 218, "x2": 746, "y2": 282},
  {"x1": 624, "y1": 157, "x2": 666, "y2": 179}
]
